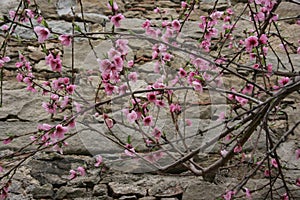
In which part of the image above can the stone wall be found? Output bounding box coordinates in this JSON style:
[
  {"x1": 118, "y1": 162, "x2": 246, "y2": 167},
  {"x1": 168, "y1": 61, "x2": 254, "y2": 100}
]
[{"x1": 0, "y1": 0, "x2": 300, "y2": 199}]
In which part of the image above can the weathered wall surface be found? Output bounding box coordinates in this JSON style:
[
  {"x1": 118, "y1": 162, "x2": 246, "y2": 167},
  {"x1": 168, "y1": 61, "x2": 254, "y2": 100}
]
[{"x1": 0, "y1": 0, "x2": 299, "y2": 199}]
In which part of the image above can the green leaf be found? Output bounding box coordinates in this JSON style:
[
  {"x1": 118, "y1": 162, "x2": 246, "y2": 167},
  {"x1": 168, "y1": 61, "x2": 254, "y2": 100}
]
[
  {"x1": 41, "y1": 19, "x2": 49, "y2": 28},
  {"x1": 194, "y1": 75, "x2": 204, "y2": 81},
  {"x1": 225, "y1": 28, "x2": 230, "y2": 34},
  {"x1": 74, "y1": 23, "x2": 82, "y2": 32},
  {"x1": 127, "y1": 135, "x2": 131, "y2": 144},
  {"x1": 234, "y1": 124, "x2": 241, "y2": 130},
  {"x1": 253, "y1": 156, "x2": 257, "y2": 164},
  {"x1": 42, "y1": 45, "x2": 48, "y2": 54}
]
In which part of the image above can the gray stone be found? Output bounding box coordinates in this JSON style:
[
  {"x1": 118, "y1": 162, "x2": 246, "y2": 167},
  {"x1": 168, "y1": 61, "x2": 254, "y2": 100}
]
[
  {"x1": 17, "y1": 98, "x2": 50, "y2": 121},
  {"x1": 93, "y1": 184, "x2": 108, "y2": 196},
  {"x1": 276, "y1": 2, "x2": 300, "y2": 22},
  {"x1": 138, "y1": 197, "x2": 156, "y2": 200},
  {"x1": 119, "y1": 195, "x2": 138, "y2": 200},
  {"x1": 56, "y1": 0, "x2": 77, "y2": 17},
  {"x1": 31, "y1": 183, "x2": 54, "y2": 199},
  {"x1": 149, "y1": 183, "x2": 183, "y2": 198},
  {"x1": 55, "y1": 186, "x2": 89, "y2": 199},
  {"x1": 0, "y1": 0, "x2": 20, "y2": 16},
  {"x1": 182, "y1": 181, "x2": 223, "y2": 200},
  {"x1": 108, "y1": 182, "x2": 147, "y2": 198},
  {"x1": 34, "y1": 0, "x2": 59, "y2": 19}
]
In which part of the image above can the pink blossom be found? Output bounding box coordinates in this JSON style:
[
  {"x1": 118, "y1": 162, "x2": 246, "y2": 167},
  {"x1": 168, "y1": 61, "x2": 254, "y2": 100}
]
[
  {"x1": 223, "y1": 190, "x2": 235, "y2": 200},
  {"x1": 210, "y1": 11, "x2": 223, "y2": 20},
  {"x1": 74, "y1": 102, "x2": 82, "y2": 113},
  {"x1": 37, "y1": 123, "x2": 52, "y2": 131},
  {"x1": 42, "y1": 102, "x2": 57, "y2": 114},
  {"x1": 226, "y1": 8, "x2": 234, "y2": 15},
  {"x1": 107, "y1": 2, "x2": 118, "y2": 11},
  {"x1": 25, "y1": 9, "x2": 35, "y2": 19},
  {"x1": 269, "y1": 14, "x2": 278, "y2": 22},
  {"x1": 252, "y1": 64, "x2": 260, "y2": 69},
  {"x1": 59, "y1": 34, "x2": 72, "y2": 46},
  {"x1": 295, "y1": 149, "x2": 300, "y2": 160},
  {"x1": 116, "y1": 39, "x2": 129, "y2": 55},
  {"x1": 242, "y1": 84, "x2": 254, "y2": 94},
  {"x1": 178, "y1": 68, "x2": 187, "y2": 77},
  {"x1": 263, "y1": 46, "x2": 268, "y2": 55},
  {"x1": 223, "y1": 16, "x2": 231, "y2": 22},
  {"x1": 278, "y1": 77, "x2": 290, "y2": 86},
  {"x1": 45, "y1": 53, "x2": 62, "y2": 72},
  {"x1": 118, "y1": 84, "x2": 128, "y2": 95},
  {"x1": 68, "y1": 119, "x2": 76, "y2": 128},
  {"x1": 186, "y1": 119, "x2": 192, "y2": 126},
  {"x1": 154, "y1": 7, "x2": 160, "y2": 13},
  {"x1": 77, "y1": 166, "x2": 85, "y2": 176},
  {"x1": 69, "y1": 169, "x2": 77, "y2": 180},
  {"x1": 170, "y1": 103, "x2": 181, "y2": 113},
  {"x1": 127, "y1": 60, "x2": 134, "y2": 68},
  {"x1": 181, "y1": 1, "x2": 188, "y2": 8},
  {"x1": 95, "y1": 155, "x2": 103, "y2": 167},
  {"x1": 297, "y1": 47, "x2": 300, "y2": 55},
  {"x1": 152, "y1": 128, "x2": 162, "y2": 140},
  {"x1": 0, "y1": 56, "x2": 10, "y2": 68},
  {"x1": 162, "y1": 21, "x2": 170, "y2": 28},
  {"x1": 271, "y1": 158, "x2": 278, "y2": 168},
  {"x1": 171, "y1": 19, "x2": 181, "y2": 31},
  {"x1": 155, "y1": 100, "x2": 165, "y2": 107},
  {"x1": 99, "y1": 59, "x2": 112, "y2": 73},
  {"x1": 145, "y1": 152, "x2": 164, "y2": 163},
  {"x1": 296, "y1": 178, "x2": 300, "y2": 187},
  {"x1": 111, "y1": 13, "x2": 125, "y2": 27},
  {"x1": 113, "y1": 56, "x2": 124, "y2": 71},
  {"x1": 104, "y1": 83, "x2": 116, "y2": 95},
  {"x1": 50, "y1": 94, "x2": 59, "y2": 101},
  {"x1": 236, "y1": 96, "x2": 248, "y2": 106},
  {"x1": 0, "y1": 185, "x2": 9, "y2": 200},
  {"x1": 200, "y1": 40, "x2": 211, "y2": 52},
  {"x1": 192, "y1": 81, "x2": 203, "y2": 93},
  {"x1": 147, "y1": 92, "x2": 157, "y2": 103},
  {"x1": 61, "y1": 96, "x2": 69, "y2": 108},
  {"x1": 104, "y1": 116, "x2": 114, "y2": 129},
  {"x1": 259, "y1": 34, "x2": 268, "y2": 44},
  {"x1": 279, "y1": 43, "x2": 287, "y2": 51},
  {"x1": 127, "y1": 111, "x2": 138, "y2": 124},
  {"x1": 217, "y1": 112, "x2": 225, "y2": 121},
  {"x1": 128, "y1": 72, "x2": 138, "y2": 82},
  {"x1": 124, "y1": 144, "x2": 136, "y2": 157},
  {"x1": 245, "y1": 36, "x2": 259, "y2": 52},
  {"x1": 221, "y1": 149, "x2": 228, "y2": 157},
  {"x1": 163, "y1": 53, "x2": 172, "y2": 61},
  {"x1": 282, "y1": 193, "x2": 289, "y2": 200},
  {"x1": 234, "y1": 145, "x2": 242, "y2": 153},
  {"x1": 34, "y1": 26, "x2": 50, "y2": 43},
  {"x1": 0, "y1": 165, "x2": 3, "y2": 173},
  {"x1": 264, "y1": 169, "x2": 271, "y2": 177},
  {"x1": 1, "y1": 25, "x2": 9, "y2": 31},
  {"x1": 3, "y1": 138, "x2": 12, "y2": 145},
  {"x1": 66, "y1": 85, "x2": 76, "y2": 94},
  {"x1": 37, "y1": 16, "x2": 43, "y2": 23},
  {"x1": 9, "y1": 10, "x2": 16, "y2": 19},
  {"x1": 142, "y1": 19, "x2": 151, "y2": 29},
  {"x1": 245, "y1": 188, "x2": 252, "y2": 199},
  {"x1": 267, "y1": 63, "x2": 272, "y2": 77},
  {"x1": 53, "y1": 124, "x2": 68, "y2": 140},
  {"x1": 143, "y1": 116, "x2": 153, "y2": 126},
  {"x1": 254, "y1": 11, "x2": 265, "y2": 21},
  {"x1": 52, "y1": 144, "x2": 64, "y2": 154}
]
